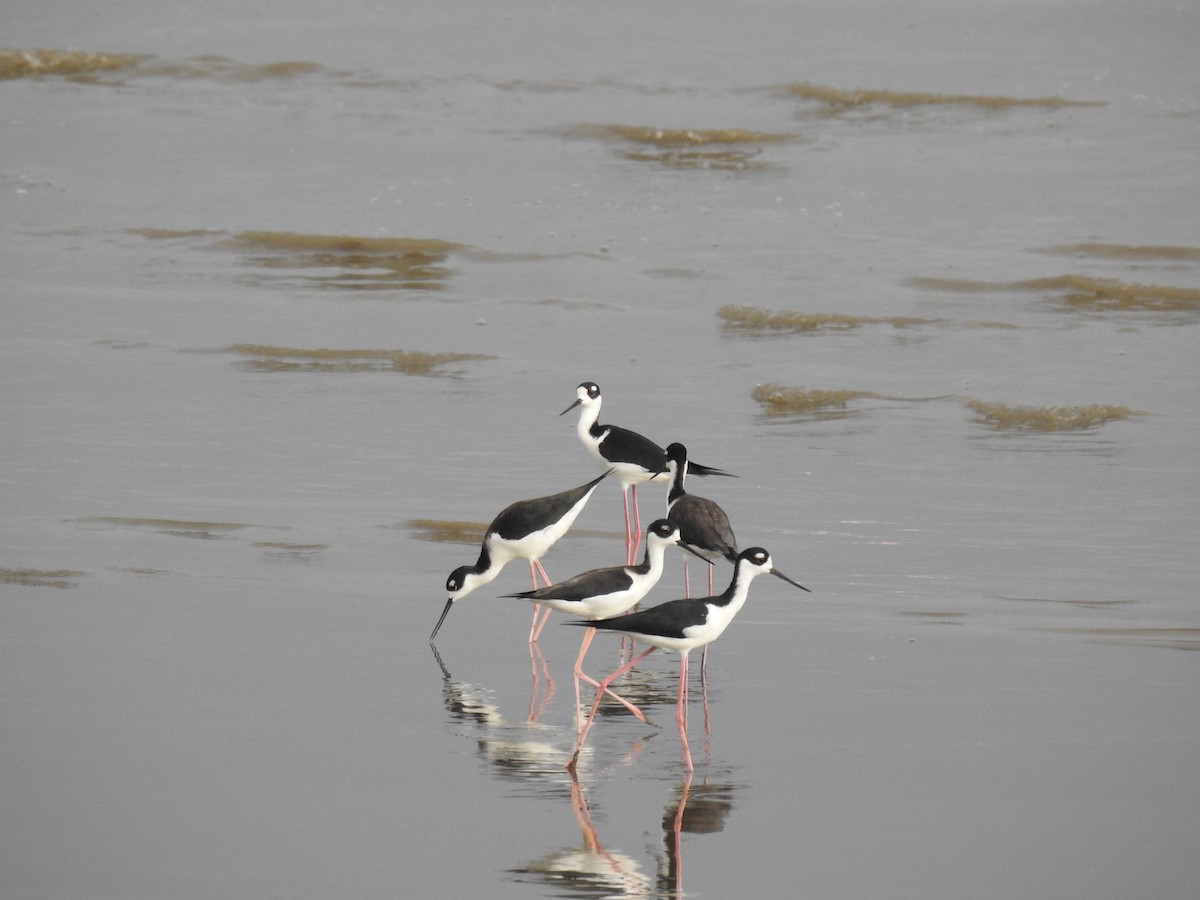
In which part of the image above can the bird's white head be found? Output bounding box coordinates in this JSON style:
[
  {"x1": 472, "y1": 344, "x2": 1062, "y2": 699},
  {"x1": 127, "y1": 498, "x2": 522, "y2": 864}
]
[
  {"x1": 431, "y1": 565, "x2": 498, "y2": 641},
  {"x1": 645, "y1": 518, "x2": 683, "y2": 548},
  {"x1": 445, "y1": 565, "x2": 489, "y2": 603},
  {"x1": 560, "y1": 381, "x2": 601, "y2": 417},
  {"x1": 737, "y1": 547, "x2": 810, "y2": 592}
]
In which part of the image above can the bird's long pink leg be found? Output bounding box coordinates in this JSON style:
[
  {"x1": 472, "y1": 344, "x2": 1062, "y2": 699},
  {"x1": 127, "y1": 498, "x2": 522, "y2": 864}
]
[
  {"x1": 567, "y1": 645, "x2": 657, "y2": 769},
  {"x1": 699, "y1": 563, "x2": 715, "y2": 674},
  {"x1": 624, "y1": 487, "x2": 643, "y2": 564},
  {"x1": 572, "y1": 630, "x2": 592, "y2": 730},
  {"x1": 677, "y1": 651, "x2": 693, "y2": 772},
  {"x1": 527, "y1": 560, "x2": 555, "y2": 643},
  {"x1": 532, "y1": 602, "x2": 554, "y2": 643},
  {"x1": 628, "y1": 487, "x2": 638, "y2": 564},
  {"x1": 573, "y1": 629, "x2": 645, "y2": 725}
]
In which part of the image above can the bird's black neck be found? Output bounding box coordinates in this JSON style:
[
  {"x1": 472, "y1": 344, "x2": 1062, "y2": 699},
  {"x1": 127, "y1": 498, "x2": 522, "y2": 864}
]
[
  {"x1": 630, "y1": 543, "x2": 653, "y2": 575},
  {"x1": 471, "y1": 543, "x2": 493, "y2": 575},
  {"x1": 710, "y1": 561, "x2": 753, "y2": 607},
  {"x1": 667, "y1": 461, "x2": 687, "y2": 505}
]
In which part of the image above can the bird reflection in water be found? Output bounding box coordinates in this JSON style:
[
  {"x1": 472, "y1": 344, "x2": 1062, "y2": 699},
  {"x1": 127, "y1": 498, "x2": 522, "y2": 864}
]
[
  {"x1": 656, "y1": 772, "x2": 736, "y2": 897},
  {"x1": 513, "y1": 768, "x2": 737, "y2": 898},
  {"x1": 515, "y1": 770, "x2": 653, "y2": 896},
  {"x1": 432, "y1": 633, "x2": 715, "y2": 775},
  {"x1": 434, "y1": 642, "x2": 646, "y2": 777},
  {"x1": 434, "y1": 643, "x2": 564, "y2": 776},
  {"x1": 434, "y1": 644, "x2": 738, "y2": 897}
]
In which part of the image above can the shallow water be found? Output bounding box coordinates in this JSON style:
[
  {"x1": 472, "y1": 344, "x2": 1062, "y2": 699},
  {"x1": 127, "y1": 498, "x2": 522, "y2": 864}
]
[{"x1": 3, "y1": 2, "x2": 1200, "y2": 897}]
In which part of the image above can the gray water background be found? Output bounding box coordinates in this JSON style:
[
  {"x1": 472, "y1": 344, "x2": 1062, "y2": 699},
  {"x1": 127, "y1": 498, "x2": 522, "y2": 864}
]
[{"x1": 3, "y1": 2, "x2": 1199, "y2": 897}]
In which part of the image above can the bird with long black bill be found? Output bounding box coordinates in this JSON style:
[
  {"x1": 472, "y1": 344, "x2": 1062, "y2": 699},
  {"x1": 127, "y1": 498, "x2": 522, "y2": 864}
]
[
  {"x1": 561, "y1": 381, "x2": 732, "y2": 566},
  {"x1": 566, "y1": 546, "x2": 810, "y2": 772},
  {"x1": 503, "y1": 519, "x2": 709, "y2": 725},
  {"x1": 430, "y1": 470, "x2": 611, "y2": 642}
]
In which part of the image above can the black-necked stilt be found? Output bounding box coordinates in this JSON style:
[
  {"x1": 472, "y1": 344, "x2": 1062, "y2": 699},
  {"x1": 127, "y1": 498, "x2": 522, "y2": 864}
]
[
  {"x1": 566, "y1": 546, "x2": 809, "y2": 771},
  {"x1": 430, "y1": 470, "x2": 612, "y2": 642},
  {"x1": 504, "y1": 519, "x2": 708, "y2": 722},
  {"x1": 664, "y1": 441, "x2": 739, "y2": 599},
  {"x1": 560, "y1": 381, "x2": 731, "y2": 565}
]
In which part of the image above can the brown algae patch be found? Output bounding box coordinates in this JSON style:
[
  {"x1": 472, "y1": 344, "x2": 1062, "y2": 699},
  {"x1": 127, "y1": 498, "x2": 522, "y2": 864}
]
[
  {"x1": 0, "y1": 50, "x2": 331, "y2": 84},
  {"x1": 141, "y1": 55, "x2": 328, "y2": 82},
  {"x1": 907, "y1": 274, "x2": 1200, "y2": 317},
  {"x1": 572, "y1": 124, "x2": 793, "y2": 147},
  {"x1": 0, "y1": 50, "x2": 336, "y2": 84},
  {"x1": 406, "y1": 518, "x2": 617, "y2": 544},
  {"x1": 965, "y1": 398, "x2": 1145, "y2": 432},
  {"x1": 718, "y1": 304, "x2": 936, "y2": 334},
  {"x1": 1039, "y1": 627, "x2": 1200, "y2": 651},
  {"x1": 566, "y1": 124, "x2": 794, "y2": 171},
  {"x1": 0, "y1": 49, "x2": 144, "y2": 81},
  {"x1": 74, "y1": 517, "x2": 250, "y2": 539},
  {"x1": 783, "y1": 81, "x2": 1101, "y2": 111},
  {"x1": 408, "y1": 519, "x2": 488, "y2": 545},
  {"x1": 619, "y1": 148, "x2": 773, "y2": 171},
  {"x1": 1, "y1": 568, "x2": 86, "y2": 588},
  {"x1": 1046, "y1": 277, "x2": 1200, "y2": 315},
  {"x1": 899, "y1": 610, "x2": 967, "y2": 624},
  {"x1": 128, "y1": 228, "x2": 226, "y2": 241},
  {"x1": 216, "y1": 231, "x2": 468, "y2": 292},
  {"x1": 132, "y1": 228, "x2": 603, "y2": 282},
  {"x1": 228, "y1": 345, "x2": 493, "y2": 375},
  {"x1": 1000, "y1": 596, "x2": 1137, "y2": 609},
  {"x1": 217, "y1": 231, "x2": 465, "y2": 257},
  {"x1": 254, "y1": 541, "x2": 329, "y2": 560},
  {"x1": 1033, "y1": 243, "x2": 1200, "y2": 262},
  {"x1": 752, "y1": 383, "x2": 883, "y2": 417}
]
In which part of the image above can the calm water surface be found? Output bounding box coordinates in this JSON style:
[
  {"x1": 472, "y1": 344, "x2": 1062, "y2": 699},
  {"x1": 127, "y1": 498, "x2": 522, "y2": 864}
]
[{"x1": 3, "y1": 2, "x2": 1199, "y2": 897}]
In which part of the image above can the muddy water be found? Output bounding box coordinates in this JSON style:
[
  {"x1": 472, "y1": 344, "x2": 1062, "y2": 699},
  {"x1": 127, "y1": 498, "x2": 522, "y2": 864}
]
[{"x1": 4, "y1": 2, "x2": 1199, "y2": 898}]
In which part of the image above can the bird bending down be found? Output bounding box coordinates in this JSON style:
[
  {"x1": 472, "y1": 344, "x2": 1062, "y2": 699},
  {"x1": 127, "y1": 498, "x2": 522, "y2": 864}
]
[
  {"x1": 504, "y1": 519, "x2": 708, "y2": 724},
  {"x1": 430, "y1": 470, "x2": 611, "y2": 641},
  {"x1": 566, "y1": 546, "x2": 809, "y2": 772},
  {"x1": 560, "y1": 381, "x2": 732, "y2": 566}
]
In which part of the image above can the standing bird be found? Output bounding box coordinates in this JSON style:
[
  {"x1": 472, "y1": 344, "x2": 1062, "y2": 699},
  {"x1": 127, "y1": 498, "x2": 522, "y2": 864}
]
[
  {"x1": 560, "y1": 381, "x2": 731, "y2": 565},
  {"x1": 566, "y1": 547, "x2": 810, "y2": 772},
  {"x1": 664, "y1": 442, "x2": 738, "y2": 598},
  {"x1": 665, "y1": 441, "x2": 740, "y2": 676},
  {"x1": 503, "y1": 519, "x2": 708, "y2": 723},
  {"x1": 430, "y1": 470, "x2": 611, "y2": 642}
]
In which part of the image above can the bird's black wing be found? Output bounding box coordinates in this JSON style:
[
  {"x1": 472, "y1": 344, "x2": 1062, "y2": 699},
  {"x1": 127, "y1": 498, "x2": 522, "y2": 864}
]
[{"x1": 569, "y1": 597, "x2": 708, "y2": 639}]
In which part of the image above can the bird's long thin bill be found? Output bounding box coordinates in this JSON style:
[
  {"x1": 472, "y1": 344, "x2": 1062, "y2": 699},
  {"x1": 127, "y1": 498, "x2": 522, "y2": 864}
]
[
  {"x1": 771, "y1": 568, "x2": 811, "y2": 592},
  {"x1": 559, "y1": 398, "x2": 582, "y2": 416},
  {"x1": 679, "y1": 542, "x2": 711, "y2": 562},
  {"x1": 429, "y1": 598, "x2": 455, "y2": 641}
]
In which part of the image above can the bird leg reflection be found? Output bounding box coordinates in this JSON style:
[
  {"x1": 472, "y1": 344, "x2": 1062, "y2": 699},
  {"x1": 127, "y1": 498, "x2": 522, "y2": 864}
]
[
  {"x1": 526, "y1": 640, "x2": 556, "y2": 723},
  {"x1": 662, "y1": 770, "x2": 694, "y2": 897}
]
